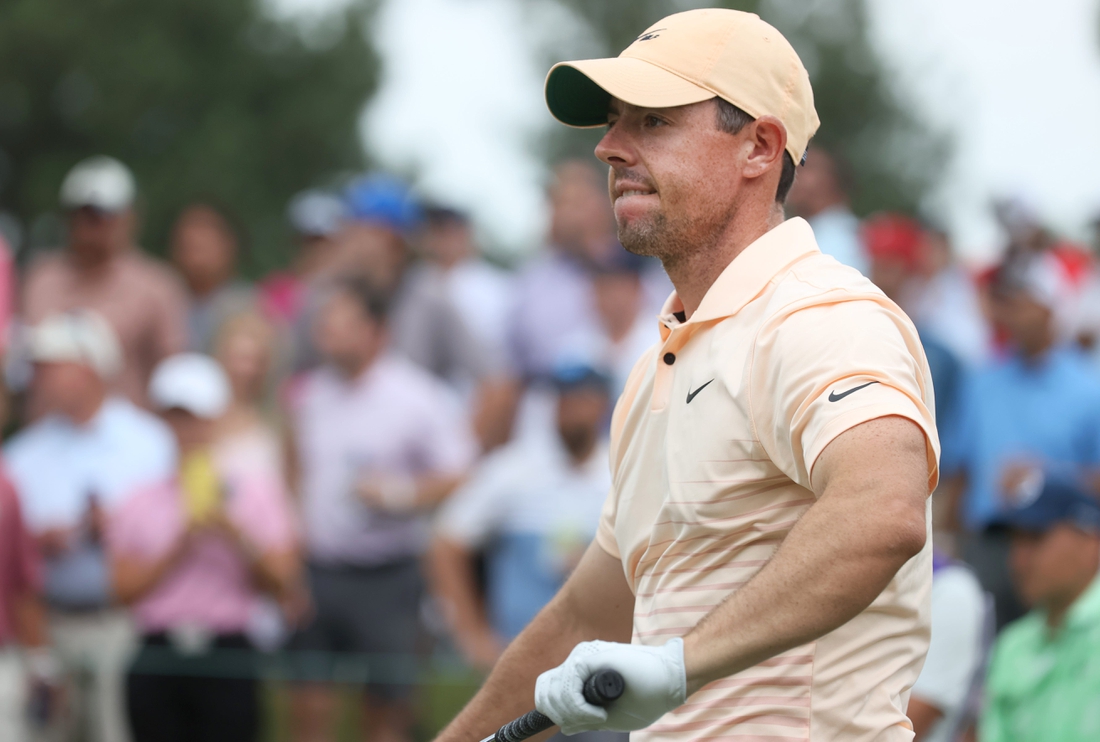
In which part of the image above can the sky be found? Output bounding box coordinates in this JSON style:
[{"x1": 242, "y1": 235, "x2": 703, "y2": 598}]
[{"x1": 272, "y1": 0, "x2": 1100, "y2": 263}]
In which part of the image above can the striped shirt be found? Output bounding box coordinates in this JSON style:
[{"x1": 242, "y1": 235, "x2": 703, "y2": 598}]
[{"x1": 598, "y1": 218, "x2": 939, "y2": 741}]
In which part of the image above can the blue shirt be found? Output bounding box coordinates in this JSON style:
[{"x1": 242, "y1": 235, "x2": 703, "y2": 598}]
[
  {"x1": 5, "y1": 397, "x2": 176, "y2": 608},
  {"x1": 950, "y1": 347, "x2": 1100, "y2": 531}
]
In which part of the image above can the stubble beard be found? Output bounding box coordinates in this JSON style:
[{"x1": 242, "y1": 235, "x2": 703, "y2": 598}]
[{"x1": 617, "y1": 209, "x2": 697, "y2": 270}]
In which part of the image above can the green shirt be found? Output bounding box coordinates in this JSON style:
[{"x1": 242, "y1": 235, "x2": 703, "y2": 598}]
[{"x1": 981, "y1": 574, "x2": 1100, "y2": 742}]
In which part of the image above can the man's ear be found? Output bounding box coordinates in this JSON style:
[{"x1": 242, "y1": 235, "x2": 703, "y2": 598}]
[{"x1": 741, "y1": 115, "x2": 787, "y2": 182}]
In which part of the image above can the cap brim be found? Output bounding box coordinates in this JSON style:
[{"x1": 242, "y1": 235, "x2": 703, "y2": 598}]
[{"x1": 546, "y1": 57, "x2": 716, "y2": 128}]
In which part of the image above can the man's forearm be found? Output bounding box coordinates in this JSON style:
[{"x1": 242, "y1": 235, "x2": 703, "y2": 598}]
[{"x1": 682, "y1": 481, "x2": 927, "y2": 691}]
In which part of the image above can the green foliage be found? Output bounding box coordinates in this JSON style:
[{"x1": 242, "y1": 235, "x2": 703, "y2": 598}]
[
  {"x1": 0, "y1": 0, "x2": 380, "y2": 275},
  {"x1": 534, "y1": 0, "x2": 946, "y2": 217}
]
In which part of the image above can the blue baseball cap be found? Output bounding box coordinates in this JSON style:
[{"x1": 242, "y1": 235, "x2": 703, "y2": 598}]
[
  {"x1": 993, "y1": 473, "x2": 1100, "y2": 535},
  {"x1": 550, "y1": 361, "x2": 613, "y2": 396},
  {"x1": 344, "y1": 174, "x2": 422, "y2": 235}
]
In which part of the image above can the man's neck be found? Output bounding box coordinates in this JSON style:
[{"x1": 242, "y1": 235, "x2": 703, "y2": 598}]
[
  {"x1": 337, "y1": 349, "x2": 381, "y2": 382},
  {"x1": 66, "y1": 391, "x2": 107, "y2": 427},
  {"x1": 565, "y1": 437, "x2": 598, "y2": 466},
  {"x1": 665, "y1": 205, "x2": 785, "y2": 319},
  {"x1": 1045, "y1": 578, "x2": 1095, "y2": 631}
]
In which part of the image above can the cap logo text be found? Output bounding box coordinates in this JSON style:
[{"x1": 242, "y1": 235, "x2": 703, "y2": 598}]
[{"x1": 635, "y1": 29, "x2": 665, "y2": 42}]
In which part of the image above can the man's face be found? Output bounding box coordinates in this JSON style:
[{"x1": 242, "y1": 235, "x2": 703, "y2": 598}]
[
  {"x1": 991, "y1": 291, "x2": 1053, "y2": 354},
  {"x1": 556, "y1": 386, "x2": 610, "y2": 457},
  {"x1": 68, "y1": 207, "x2": 133, "y2": 264},
  {"x1": 171, "y1": 206, "x2": 237, "y2": 293},
  {"x1": 32, "y1": 361, "x2": 101, "y2": 420},
  {"x1": 161, "y1": 408, "x2": 217, "y2": 452},
  {"x1": 1010, "y1": 524, "x2": 1100, "y2": 609},
  {"x1": 595, "y1": 99, "x2": 752, "y2": 265},
  {"x1": 313, "y1": 291, "x2": 384, "y2": 377}
]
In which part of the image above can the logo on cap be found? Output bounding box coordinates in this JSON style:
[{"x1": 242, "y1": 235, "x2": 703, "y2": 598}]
[{"x1": 635, "y1": 28, "x2": 665, "y2": 42}]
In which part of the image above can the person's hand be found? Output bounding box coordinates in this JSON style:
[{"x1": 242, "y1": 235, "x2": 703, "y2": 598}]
[
  {"x1": 355, "y1": 475, "x2": 418, "y2": 514},
  {"x1": 535, "y1": 638, "x2": 687, "y2": 734},
  {"x1": 36, "y1": 528, "x2": 74, "y2": 559},
  {"x1": 457, "y1": 628, "x2": 504, "y2": 673}
]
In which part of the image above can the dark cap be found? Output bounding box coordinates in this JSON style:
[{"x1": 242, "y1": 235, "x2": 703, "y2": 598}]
[
  {"x1": 992, "y1": 473, "x2": 1100, "y2": 535},
  {"x1": 551, "y1": 361, "x2": 613, "y2": 396}
]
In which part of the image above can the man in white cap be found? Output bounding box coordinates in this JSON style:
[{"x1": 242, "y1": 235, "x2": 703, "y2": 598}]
[
  {"x1": 5, "y1": 310, "x2": 176, "y2": 742},
  {"x1": 436, "y1": 9, "x2": 938, "y2": 741},
  {"x1": 22, "y1": 156, "x2": 188, "y2": 410}
]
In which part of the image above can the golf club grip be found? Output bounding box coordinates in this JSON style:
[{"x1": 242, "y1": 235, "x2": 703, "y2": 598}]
[{"x1": 493, "y1": 670, "x2": 625, "y2": 742}]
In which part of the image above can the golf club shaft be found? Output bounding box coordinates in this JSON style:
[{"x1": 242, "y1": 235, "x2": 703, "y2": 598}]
[{"x1": 489, "y1": 669, "x2": 625, "y2": 742}]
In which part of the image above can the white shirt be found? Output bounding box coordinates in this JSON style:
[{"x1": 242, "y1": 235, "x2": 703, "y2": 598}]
[
  {"x1": 906, "y1": 266, "x2": 992, "y2": 367},
  {"x1": 5, "y1": 397, "x2": 176, "y2": 530},
  {"x1": 437, "y1": 436, "x2": 610, "y2": 548},
  {"x1": 911, "y1": 564, "x2": 988, "y2": 742}
]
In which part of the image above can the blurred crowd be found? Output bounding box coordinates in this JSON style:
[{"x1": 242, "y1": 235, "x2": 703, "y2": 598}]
[{"x1": 0, "y1": 146, "x2": 1098, "y2": 742}]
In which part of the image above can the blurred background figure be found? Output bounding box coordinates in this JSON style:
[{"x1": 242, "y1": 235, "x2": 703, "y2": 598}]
[
  {"x1": 287, "y1": 277, "x2": 477, "y2": 742},
  {"x1": 0, "y1": 457, "x2": 54, "y2": 742},
  {"x1": 785, "y1": 146, "x2": 868, "y2": 274},
  {"x1": 212, "y1": 312, "x2": 282, "y2": 459},
  {"x1": 562, "y1": 249, "x2": 655, "y2": 399},
  {"x1": 110, "y1": 353, "x2": 298, "y2": 742},
  {"x1": 259, "y1": 190, "x2": 347, "y2": 348},
  {"x1": 981, "y1": 474, "x2": 1100, "y2": 742},
  {"x1": 908, "y1": 553, "x2": 988, "y2": 742},
  {"x1": 905, "y1": 225, "x2": 993, "y2": 368},
  {"x1": 941, "y1": 254, "x2": 1100, "y2": 629},
  {"x1": 169, "y1": 202, "x2": 256, "y2": 353},
  {"x1": 418, "y1": 205, "x2": 514, "y2": 373},
  {"x1": 428, "y1": 363, "x2": 612, "y2": 671},
  {"x1": 337, "y1": 174, "x2": 514, "y2": 451},
  {"x1": 5, "y1": 311, "x2": 176, "y2": 742},
  {"x1": 21, "y1": 157, "x2": 188, "y2": 411}
]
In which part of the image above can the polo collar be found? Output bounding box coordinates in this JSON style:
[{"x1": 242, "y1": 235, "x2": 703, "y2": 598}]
[{"x1": 658, "y1": 218, "x2": 820, "y2": 337}]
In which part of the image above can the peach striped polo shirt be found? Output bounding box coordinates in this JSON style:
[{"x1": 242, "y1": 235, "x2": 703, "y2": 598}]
[{"x1": 598, "y1": 217, "x2": 939, "y2": 741}]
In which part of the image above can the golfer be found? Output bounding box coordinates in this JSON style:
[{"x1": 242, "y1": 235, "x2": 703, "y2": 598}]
[{"x1": 436, "y1": 9, "x2": 938, "y2": 741}]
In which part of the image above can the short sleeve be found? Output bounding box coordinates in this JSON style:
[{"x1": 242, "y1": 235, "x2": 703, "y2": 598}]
[
  {"x1": 749, "y1": 298, "x2": 940, "y2": 492},
  {"x1": 594, "y1": 486, "x2": 621, "y2": 559},
  {"x1": 233, "y1": 473, "x2": 298, "y2": 552},
  {"x1": 435, "y1": 450, "x2": 518, "y2": 547}
]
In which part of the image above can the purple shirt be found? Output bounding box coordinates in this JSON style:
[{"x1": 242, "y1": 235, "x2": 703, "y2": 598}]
[
  {"x1": 107, "y1": 441, "x2": 296, "y2": 634},
  {"x1": 292, "y1": 354, "x2": 478, "y2": 565}
]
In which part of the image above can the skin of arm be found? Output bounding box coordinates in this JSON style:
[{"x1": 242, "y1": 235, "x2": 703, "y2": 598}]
[
  {"x1": 681, "y1": 415, "x2": 931, "y2": 692},
  {"x1": 13, "y1": 591, "x2": 49, "y2": 648},
  {"x1": 357, "y1": 473, "x2": 466, "y2": 512},
  {"x1": 110, "y1": 527, "x2": 195, "y2": 605},
  {"x1": 433, "y1": 541, "x2": 635, "y2": 742},
  {"x1": 426, "y1": 535, "x2": 503, "y2": 670},
  {"x1": 908, "y1": 696, "x2": 944, "y2": 740}
]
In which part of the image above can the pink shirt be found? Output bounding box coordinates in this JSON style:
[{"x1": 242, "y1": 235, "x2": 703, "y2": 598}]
[
  {"x1": 108, "y1": 441, "x2": 296, "y2": 634},
  {"x1": 0, "y1": 466, "x2": 40, "y2": 646}
]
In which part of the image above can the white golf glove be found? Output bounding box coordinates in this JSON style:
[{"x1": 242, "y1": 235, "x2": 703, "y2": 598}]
[{"x1": 534, "y1": 638, "x2": 687, "y2": 734}]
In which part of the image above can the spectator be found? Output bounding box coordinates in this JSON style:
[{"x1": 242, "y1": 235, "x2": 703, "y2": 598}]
[
  {"x1": 942, "y1": 254, "x2": 1100, "y2": 629},
  {"x1": 784, "y1": 145, "x2": 868, "y2": 274},
  {"x1": 980, "y1": 474, "x2": 1100, "y2": 742},
  {"x1": 906, "y1": 226, "x2": 993, "y2": 368},
  {"x1": 909, "y1": 552, "x2": 988, "y2": 742},
  {"x1": 0, "y1": 464, "x2": 56, "y2": 742},
  {"x1": 169, "y1": 203, "x2": 255, "y2": 353},
  {"x1": 258, "y1": 189, "x2": 345, "y2": 337},
  {"x1": 562, "y1": 249, "x2": 657, "y2": 399},
  {"x1": 288, "y1": 277, "x2": 478, "y2": 742},
  {"x1": 5, "y1": 311, "x2": 176, "y2": 742},
  {"x1": 419, "y1": 205, "x2": 514, "y2": 372},
  {"x1": 22, "y1": 156, "x2": 188, "y2": 409},
  {"x1": 333, "y1": 175, "x2": 514, "y2": 450},
  {"x1": 110, "y1": 353, "x2": 299, "y2": 742},
  {"x1": 428, "y1": 363, "x2": 612, "y2": 671},
  {"x1": 508, "y1": 161, "x2": 612, "y2": 386}
]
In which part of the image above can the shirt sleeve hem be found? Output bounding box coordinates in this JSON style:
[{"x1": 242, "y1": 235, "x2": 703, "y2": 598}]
[
  {"x1": 595, "y1": 523, "x2": 621, "y2": 559},
  {"x1": 805, "y1": 400, "x2": 940, "y2": 493}
]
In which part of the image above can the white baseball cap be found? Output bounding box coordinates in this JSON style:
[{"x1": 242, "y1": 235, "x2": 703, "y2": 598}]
[
  {"x1": 29, "y1": 310, "x2": 123, "y2": 379},
  {"x1": 288, "y1": 189, "x2": 346, "y2": 237},
  {"x1": 148, "y1": 353, "x2": 231, "y2": 420},
  {"x1": 59, "y1": 156, "x2": 136, "y2": 212}
]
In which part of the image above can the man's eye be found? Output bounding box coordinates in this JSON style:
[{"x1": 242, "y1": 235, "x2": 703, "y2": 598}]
[{"x1": 644, "y1": 115, "x2": 666, "y2": 128}]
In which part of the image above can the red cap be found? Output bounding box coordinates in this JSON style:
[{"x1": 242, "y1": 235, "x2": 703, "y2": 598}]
[{"x1": 861, "y1": 214, "x2": 923, "y2": 269}]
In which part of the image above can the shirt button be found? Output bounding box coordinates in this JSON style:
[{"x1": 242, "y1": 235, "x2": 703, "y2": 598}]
[{"x1": 663, "y1": 352, "x2": 676, "y2": 365}]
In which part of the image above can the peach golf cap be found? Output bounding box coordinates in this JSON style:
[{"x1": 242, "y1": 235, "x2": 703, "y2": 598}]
[{"x1": 545, "y1": 9, "x2": 820, "y2": 166}]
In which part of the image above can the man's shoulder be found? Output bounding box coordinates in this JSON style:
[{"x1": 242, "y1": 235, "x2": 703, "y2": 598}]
[
  {"x1": 4, "y1": 416, "x2": 68, "y2": 462},
  {"x1": 989, "y1": 612, "x2": 1044, "y2": 675},
  {"x1": 116, "y1": 249, "x2": 181, "y2": 285},
  {"x1": 99, "y1": 398, "x2": 173, "y2": 443}
]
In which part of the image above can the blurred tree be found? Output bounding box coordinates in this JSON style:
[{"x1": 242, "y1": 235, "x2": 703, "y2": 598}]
[
  {"x1": 0, "y1": 0, "x2": 379, "y2": 275},
  {"x1": 534, "y1": 0, "x2": 945, "y2": 217}
]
